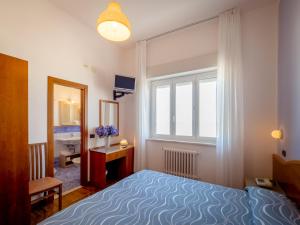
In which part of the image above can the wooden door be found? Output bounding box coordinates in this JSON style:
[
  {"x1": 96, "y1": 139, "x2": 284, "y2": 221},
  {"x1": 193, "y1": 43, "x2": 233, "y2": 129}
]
[
  {"x1": 48, "y1": 77, "x2": 88, "y2": 185},
  {"x1": 0, "y1": 53, "x2": 30, "y2": 225}
]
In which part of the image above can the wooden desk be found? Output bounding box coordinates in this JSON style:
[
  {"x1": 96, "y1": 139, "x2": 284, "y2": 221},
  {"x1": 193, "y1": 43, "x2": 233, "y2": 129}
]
[{"x1": 90, "y1": 145, "x2": 134, "y2": 188}]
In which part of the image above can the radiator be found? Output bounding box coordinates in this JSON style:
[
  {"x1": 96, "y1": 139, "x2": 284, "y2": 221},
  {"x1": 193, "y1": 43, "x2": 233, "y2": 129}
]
[{"x1": 163, "y1": 147, "x2": 199, "y2": 179}]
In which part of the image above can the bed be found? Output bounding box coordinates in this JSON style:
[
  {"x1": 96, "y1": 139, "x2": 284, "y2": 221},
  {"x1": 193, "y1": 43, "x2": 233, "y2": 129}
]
[{"x1": 39, "y1": 156, "x2": 300, "y2": 225}]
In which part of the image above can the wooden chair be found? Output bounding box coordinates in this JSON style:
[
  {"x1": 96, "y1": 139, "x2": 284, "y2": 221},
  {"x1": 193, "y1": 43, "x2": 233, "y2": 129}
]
[{"x1": 29, "y1": 143, "x2": 63, "y2": 210}]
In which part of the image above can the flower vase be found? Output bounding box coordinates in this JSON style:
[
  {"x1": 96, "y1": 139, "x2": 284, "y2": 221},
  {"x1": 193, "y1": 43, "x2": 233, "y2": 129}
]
[{"x1": 105, "y1": 136, "x2": 111, "y2": 149}]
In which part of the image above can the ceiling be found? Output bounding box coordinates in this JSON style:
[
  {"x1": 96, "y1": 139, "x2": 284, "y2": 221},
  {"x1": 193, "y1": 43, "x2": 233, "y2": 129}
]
[{"x1": 49, "y1": 0, "x2": 275, "y2": 46}]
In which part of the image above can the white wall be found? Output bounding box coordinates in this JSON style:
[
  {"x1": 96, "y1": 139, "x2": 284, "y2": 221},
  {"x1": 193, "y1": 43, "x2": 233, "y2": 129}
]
[
  {"x1": 278, "y1": 0, "x2": 300, "y2": 160},
  {"x1": 118, "y1": 46, "x2": 137, "y2": 144},
  {"x1": 147, "y1": 19, "x2": 218, "y2": 77},
  {"x1": 0, "y1": 0, "x2": 128, "y2": 148},
  {"x1": 242, "y1": 2, "x2": 278, "y2": 178},
  {"x1": 139, "y1": 1, "x2": 279, "y2": 184}
]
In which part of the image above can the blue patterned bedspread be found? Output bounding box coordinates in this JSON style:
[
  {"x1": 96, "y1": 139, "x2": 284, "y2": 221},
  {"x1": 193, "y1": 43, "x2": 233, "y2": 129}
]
[{"x1": 39, "y1": 170, "x2": 299, "y2": 225}]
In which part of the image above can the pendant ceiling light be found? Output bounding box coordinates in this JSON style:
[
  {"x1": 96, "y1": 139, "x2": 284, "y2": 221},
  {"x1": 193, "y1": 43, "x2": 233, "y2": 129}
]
[{"x1": 96, "y1": 2, "x2": 131, "y2": 42}]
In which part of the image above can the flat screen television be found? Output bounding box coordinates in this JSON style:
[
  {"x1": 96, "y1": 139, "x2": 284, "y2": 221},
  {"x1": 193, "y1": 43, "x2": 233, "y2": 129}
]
[{"x1": 114, "y1": 75, "x2": 135, "y2": 93}]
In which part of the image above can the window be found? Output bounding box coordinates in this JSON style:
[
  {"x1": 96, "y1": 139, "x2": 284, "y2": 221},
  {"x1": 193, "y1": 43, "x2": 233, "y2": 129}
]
[
  {"x1": 175, "y1": 81, "x2": 193, "y2": 136},
  {"x1": 155, "y1": 84, "x2": 170, "y2": 135},
  {"x1": 199, "y1": 79, "x2": 217, "y2": 138},
  {"x1": 151, "y1": 71, "x2": 217, "y2": 144}
]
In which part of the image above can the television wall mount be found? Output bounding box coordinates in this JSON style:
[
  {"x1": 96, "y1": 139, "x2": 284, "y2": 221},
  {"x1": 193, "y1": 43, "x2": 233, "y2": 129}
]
[{"x1": 113, "y1": 90, "x2": 132, "y2": 100}]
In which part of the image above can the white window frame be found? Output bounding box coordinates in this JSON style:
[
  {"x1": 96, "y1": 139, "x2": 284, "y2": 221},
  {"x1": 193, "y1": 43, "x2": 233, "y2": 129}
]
[{"x1": 150, "y1": 70, "x2": 217, "y2": 144}]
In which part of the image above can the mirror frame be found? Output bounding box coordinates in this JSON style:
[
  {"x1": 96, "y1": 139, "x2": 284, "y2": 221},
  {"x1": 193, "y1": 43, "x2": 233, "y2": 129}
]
[{"x1": 99, "y1": 100, "x2": 119, "y2": 133}]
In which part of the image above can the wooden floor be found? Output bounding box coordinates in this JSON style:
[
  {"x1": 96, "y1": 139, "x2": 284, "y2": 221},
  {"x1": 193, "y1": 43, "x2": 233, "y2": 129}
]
[{"x1": 30, "y1": 186, "x2": 99, "y2": 225}]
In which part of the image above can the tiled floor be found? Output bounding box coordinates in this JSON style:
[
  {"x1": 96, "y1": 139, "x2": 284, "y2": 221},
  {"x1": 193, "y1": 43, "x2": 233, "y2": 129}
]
[{"x1": 55, "y1": 163, "x2": 80, "y2": 193}]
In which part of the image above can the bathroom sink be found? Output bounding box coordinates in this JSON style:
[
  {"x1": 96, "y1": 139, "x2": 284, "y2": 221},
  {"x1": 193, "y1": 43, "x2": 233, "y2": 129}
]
[{"x1": 56, "y1": 136, "x2": 81, "y2": 145}]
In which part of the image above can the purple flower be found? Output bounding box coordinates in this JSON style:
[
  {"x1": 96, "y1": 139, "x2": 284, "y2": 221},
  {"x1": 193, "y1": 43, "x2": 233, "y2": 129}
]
[
  {"x1": 95, "y1": 126, "x2": 108, "y2": 137},
  {"x1": 108, "y1": 126, "x2": 119, "y2": 136},
  {"x1": 95, "y1": 125, "x2": 119, "y2": 138}
]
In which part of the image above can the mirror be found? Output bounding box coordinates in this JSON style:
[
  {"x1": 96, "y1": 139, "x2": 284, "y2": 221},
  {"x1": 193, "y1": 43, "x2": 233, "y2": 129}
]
[
  {"x1": 59, "y1": 100, "x2": 81, "y2": 126},
  {"x1": 99, "y1": 100, "x2": 119, "y2": 131}
]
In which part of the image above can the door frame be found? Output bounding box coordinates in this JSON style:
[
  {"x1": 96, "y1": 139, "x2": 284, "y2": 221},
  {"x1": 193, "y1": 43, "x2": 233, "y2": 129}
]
[{"x1": 47, "y1": 76, "x2": 88, "y2": 185}]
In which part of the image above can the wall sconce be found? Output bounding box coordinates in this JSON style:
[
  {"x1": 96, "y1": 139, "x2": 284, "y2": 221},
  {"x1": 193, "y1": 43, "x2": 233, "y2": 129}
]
[
  {"x1": 271, "y1": 129, "x2": 283, "y2": 140},
  {"x1": 271, "y1": 129, "x2": 286, "y2": 157}
]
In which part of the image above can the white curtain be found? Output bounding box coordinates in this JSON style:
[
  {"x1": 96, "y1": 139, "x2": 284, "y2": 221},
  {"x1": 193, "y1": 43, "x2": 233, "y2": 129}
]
[
  {"x1": 216, "y1": 9, "x2": 244, "y2": 188},
  {"x1": 134, "y1": 40, "x2": 149, "y2": 171}
]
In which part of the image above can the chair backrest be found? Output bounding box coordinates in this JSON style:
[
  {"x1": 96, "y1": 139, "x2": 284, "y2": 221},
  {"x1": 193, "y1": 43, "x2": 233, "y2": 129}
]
[{"x1": 29, "y1": 143, "x2": 48, "y2": 180}]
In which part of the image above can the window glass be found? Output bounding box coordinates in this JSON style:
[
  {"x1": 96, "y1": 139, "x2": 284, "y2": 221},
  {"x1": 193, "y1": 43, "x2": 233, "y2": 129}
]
[
  {"x1": 155, "y1": 85, "x2": 170, "y2": 135},
  {"x1": 175, "y1": 82, "x2": 193, "y2": 136},
  {"x1": 199, "y1": 80, "x2": 217, "y2": 137}
]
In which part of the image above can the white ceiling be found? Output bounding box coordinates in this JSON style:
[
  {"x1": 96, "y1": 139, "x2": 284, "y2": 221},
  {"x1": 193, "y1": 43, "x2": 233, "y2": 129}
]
[{"x1": 49, "y1": 0, "x2": 275, "y2": 45}]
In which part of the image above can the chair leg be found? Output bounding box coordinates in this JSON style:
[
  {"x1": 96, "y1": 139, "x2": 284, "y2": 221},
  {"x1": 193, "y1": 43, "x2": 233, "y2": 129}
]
[{"x1": 58, "y1": 184, "x2": 62, "y2": 210}]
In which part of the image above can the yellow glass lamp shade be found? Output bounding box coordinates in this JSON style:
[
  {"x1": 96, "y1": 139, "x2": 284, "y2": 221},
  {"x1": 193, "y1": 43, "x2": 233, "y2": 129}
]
[
  {"x1": 120, "y1": 139, "x2": 128, "y2": 148},
  {"x1": 271, "y1": 130, "x2": 282, "y2": 139},
  {"x1": 96, "y1": 2, "x2": 131, "y2": 42}
]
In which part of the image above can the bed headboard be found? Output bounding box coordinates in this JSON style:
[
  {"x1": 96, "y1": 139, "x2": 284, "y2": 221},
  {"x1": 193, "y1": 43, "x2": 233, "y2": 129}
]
[{"x1": 273, "y1": 154, "x2": 300, "y2": 204}]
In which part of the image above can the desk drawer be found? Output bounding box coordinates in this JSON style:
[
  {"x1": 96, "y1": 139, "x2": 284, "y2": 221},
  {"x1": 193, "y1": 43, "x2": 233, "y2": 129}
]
[{"x1": 106, "y1": 150, "x2": 127, "y2": 162}]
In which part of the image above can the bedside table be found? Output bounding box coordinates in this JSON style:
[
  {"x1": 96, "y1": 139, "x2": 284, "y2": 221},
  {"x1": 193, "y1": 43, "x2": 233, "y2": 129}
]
[{"x1": 244, "y1": 177, "x2": 285, "y2": 194}]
